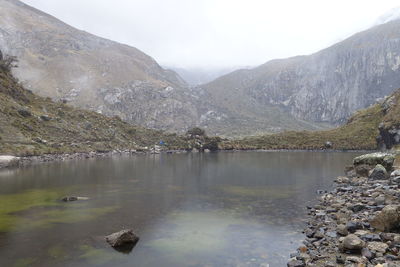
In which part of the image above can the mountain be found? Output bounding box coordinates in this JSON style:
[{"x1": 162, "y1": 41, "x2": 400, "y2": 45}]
[
  {"x1": 0, "y1": 52, "x2": 188, "y2": 156},
  {"x1": 3, "y1": 0, "x2": 400, "y2": 137},
  {"x1": 222, "y1": 87, "x2": 400, "y2": 151},
  {"x1": 200, "y1": 19, "x2": 400, "y2": 127},
  {"x1": 168, "y1": 66, "x2": 248, "y2": 86},
  {"x1": 0, "y1": 0, "x2": 201, "y2": 133}
]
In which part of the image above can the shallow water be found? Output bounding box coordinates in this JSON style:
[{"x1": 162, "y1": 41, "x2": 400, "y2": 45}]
[{"x1": 0, "y1": 151, "x2": 360, "y2": 267}]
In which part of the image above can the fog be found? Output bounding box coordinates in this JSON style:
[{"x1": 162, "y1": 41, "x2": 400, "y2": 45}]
[{"x1": 23, "y1": 0, "x2": 400, "y2": 69}]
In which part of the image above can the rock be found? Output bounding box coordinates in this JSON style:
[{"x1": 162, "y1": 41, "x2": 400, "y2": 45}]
[
  {"x1": 346, "y1": 221, "x2": 363, "y2": 233},
  {"x1": 349, "y1": 203, "x2": 366, "y2": 212},
  {"x1": 367, "y1": 242, "x2": 388, "y2": 253},
  {"x1": 287, "y1": 259, "x2": 305, "y2": 267},
  {"x1": 370, "y1": 205, "x2": 400, "y2": 232},
  {"x1": 0, "y1": 155, "x2": 19, "y2": 168},
  {"x1": 18, "y1": 109, "x2": 32, "y2": 117},
  {"x1": 61, "y1": 196, "x2": 89, "y2": 202},
  {"x1": 355, "y1": 164, "x2": 372, "y2": 177},
  {"x1": 341, "y1": 234, "x2": 365, "y2": 252},
  {"x1": 335, "y1": 176, "x2": 350, "y2": 184},
  {"x1": 40, "y1": 115, "x2": 52, "y2": 121},
  {"x1": 337, "y1": 224, "x2": 349, "y2": 236},
  {"x1": 325, "y1": 141, "x2": 332, "y2": 148},
  {"x1": 391, "y1": 169, "x2": 400, "y2": 177},
  {"x1": 353, "y1": 153, "x2": 395, "y2": 171},
  {"x1": 361, "y1": 248, "x2": 374, "y2": 259},
  {"x1": 369, "y1": 164, "x2": 388, "y2": 180},
  {"x1": 336, "y1": 255, "x2": 346, "y2": 264},
  {"x1": 374, "y1": 196, "x2": 386, "y2": 206},
  {"x1": 105, "y1": 229, "x2": 139, "y2": 248}
]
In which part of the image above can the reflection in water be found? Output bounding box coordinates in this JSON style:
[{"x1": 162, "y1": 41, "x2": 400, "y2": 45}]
[{"x1": 0, "y1": 151, "x2": 360, "y2": 267}]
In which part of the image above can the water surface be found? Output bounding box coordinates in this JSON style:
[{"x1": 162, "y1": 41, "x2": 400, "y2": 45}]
[{"x1": 0, "y1": 151, "x2": 360, "y2": 267}]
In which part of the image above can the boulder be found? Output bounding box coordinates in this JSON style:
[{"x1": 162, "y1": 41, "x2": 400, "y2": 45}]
[
  {"x1": 340, "y1": 234, "x2": 365, "y2": 252},
  {"x1": 354, "y1": 164, "x2": 372, "y2": 177},
  {"x1": 105, "y1": 229, "x2": 139, "y2": 248},
  {"x1": 0, "y1": 155, "x2": 19, "y2": 168},
  {"x1": 353, "y1": 153, "x2": 395, "y2": 171},
  {"x1": 370, "y1": 205, "x2": 400, "y2": 232},
  {"x1": 369, "y1": 164, "x2": 388, "y2": 180}
]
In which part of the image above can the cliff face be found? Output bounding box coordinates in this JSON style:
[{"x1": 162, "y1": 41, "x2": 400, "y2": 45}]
[
  {"x1": 0, "y1": 50, "x2": 189, "y2": 156},
  {"x1": 0, "y1": 0, "x2": 200, "y2": 133},
  {"x1": 202, "y1": 19, "x2": 400, "y2": 125}
]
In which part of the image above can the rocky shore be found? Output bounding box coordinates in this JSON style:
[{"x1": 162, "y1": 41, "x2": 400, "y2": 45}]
[
  {"x1": 288, "y1": 152, "x2": 400, "y2": 267},
  {"x1": 0, "y1": 148, "x2": 188, "y2": 170}
]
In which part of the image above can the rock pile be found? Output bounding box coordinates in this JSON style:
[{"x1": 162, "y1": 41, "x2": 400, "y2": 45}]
[{"x1": 288, "y1": 152, "x2": 400, "y2": 266}]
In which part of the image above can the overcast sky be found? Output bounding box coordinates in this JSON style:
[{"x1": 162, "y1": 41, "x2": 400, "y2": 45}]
[{"x1": 23, "y1": 0, "x2": 400, "y2": 69}]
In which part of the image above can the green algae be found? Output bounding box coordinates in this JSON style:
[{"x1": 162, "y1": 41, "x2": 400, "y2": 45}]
[
  {"x1": 79, "y1": 245, "x2": 123, "y2": 265},
  {"x1": 219, "y1": 185, "x2": 296, "y2": 199},
  {"x1": 0, "y1": 188, "x2": 118, "y2": 232},
  {"x1": 147, "y1": 210, "x2": 256, "y2": 259},
  {"x1": 13, "y1": 258, "x2": 37, "y2": 267}
]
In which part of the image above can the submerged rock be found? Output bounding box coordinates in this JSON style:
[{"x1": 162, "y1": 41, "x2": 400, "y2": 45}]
[
  {"x1": 105, "y1": 229, "x2": 139, "y2": 248},
  {"x1": 61, "y1": 196, "x2": 89, "y2": 202}
]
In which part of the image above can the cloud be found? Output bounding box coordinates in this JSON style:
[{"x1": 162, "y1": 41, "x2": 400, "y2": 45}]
[{"x1": 23, "y1": 0, "x2": 400, "y2": 69}]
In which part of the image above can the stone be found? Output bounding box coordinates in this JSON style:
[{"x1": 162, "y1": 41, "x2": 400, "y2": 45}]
[
  {"x1": 40, "y1": 115, "x2": 52, "y2": 121},
  {"x1": 346, "y1": 221, "x2": 363, "y2": 233},
  {"x1": 325, "y1": 141, "x2": 333, "y2": 148},
  {"x1": 349, "y1": 203, "x2": 366, "y2": 212},
  {"x1": 337, "y1": 224, "x2": 349, "y2": 236},
  {"x1": 105, "y1": 229, "x2": 139, "y2": 248},
  {"x1": 391, "y1": 169, "x2": 400, "y2": 177},
  {"x1": 287, "y1": 259, "x2": 305, "y2": 267},
  {"x1": 355, "y1": 164, "x2": 372, "y2": 177},
  {"x1": 369, "y1": 164, "x2": 388, "y2": 180},
  {"x1": 18, "y1": 109, "x2": 32, "y2": 117},
  {"x1": 367, "y1": 242, "x2": 388, "y2": 253},
  {"x1": 0, "y1": 155, "x2": 19, "y2": 168},
  {"x1": 61, "y1": 196, "x2": 89, "y2": 202},
  {"x1": 341, "y1": 234, "x2": 365, "y2": 252},
  {"x1": 370, "y1": 205, "x2": 400, "y2": 232},
  {"x1": 361, "y1": 248, "x2": 373, "y2": 259}
]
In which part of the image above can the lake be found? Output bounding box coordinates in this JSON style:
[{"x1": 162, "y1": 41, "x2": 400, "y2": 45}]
[{"x1": 0, "y1": 151, "x2": 360, "y2": 267}]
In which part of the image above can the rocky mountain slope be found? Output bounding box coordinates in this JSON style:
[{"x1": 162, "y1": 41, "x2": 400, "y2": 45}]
[
  {"x1": 201, "y1": 18, "x2": 400, "y2": 127},
  {"x1": 0, "y1": 0, "x2": 201, "y2": 133},
  {"x1": 0, "y1": 0, "x2": 336, "y2": 137},
  {"x1": 0, "y1": 53, "x2": 188, "y2": 156},
  {"x1": 222, "y1": 87, "x2": 400, "y2": 151}
]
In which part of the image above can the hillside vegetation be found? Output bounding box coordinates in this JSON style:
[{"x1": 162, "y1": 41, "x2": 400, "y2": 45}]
[
  {"x1": 0, "y1": 56, "x2": 189, "y2": 156},
  {"x1": 221, "y1": 96, "x2": 394, "y2": 150}
]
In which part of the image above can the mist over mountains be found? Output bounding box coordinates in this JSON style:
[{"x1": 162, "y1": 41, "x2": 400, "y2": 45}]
[{"x1": 1, "y1": 0, "x2": 400, "y2": 137}]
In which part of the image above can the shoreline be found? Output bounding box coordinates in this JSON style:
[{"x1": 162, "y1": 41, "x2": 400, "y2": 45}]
[
  {"x1": 0, "y1": 148, "x2": 378, "y2": 171},
  {"x1": 0, "y1": 148, "x2": 376, "y2": 170},
  {"x1": 287, "y1": 152, "x2": 400, "y2": 267}
]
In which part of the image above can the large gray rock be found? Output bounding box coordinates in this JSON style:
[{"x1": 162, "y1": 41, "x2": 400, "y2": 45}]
[
  {"x1": 353, "y1": 153, "x2": 395, "y2": 171},
  {"x1": 0, "y1": 156, "x2": 19, "y2": 168},
  {"x1": 370, "y1": 205, "x2": 400, "y2": 232},
  {"x1": 105, "y1": 229, "x2": 139, "y2": 248},
  {"x1": 369, "y1": 164, "x2": 388, "y2": 180}
]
